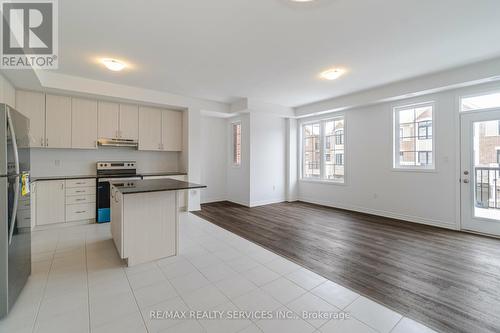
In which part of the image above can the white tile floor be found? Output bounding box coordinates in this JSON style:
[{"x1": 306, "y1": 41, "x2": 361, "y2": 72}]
[{"x1": 0, "y1": 213, "x2": 439, "y2": 333}]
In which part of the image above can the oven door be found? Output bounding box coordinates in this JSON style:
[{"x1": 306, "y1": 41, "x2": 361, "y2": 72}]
[{"x1": 97, "y1": 177, "x2": 141, "y2": 223}]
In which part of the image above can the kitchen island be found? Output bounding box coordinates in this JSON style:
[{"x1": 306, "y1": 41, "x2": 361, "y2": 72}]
[{"x1": 110, "y1": 178, "x2": 206, "y2": 266}]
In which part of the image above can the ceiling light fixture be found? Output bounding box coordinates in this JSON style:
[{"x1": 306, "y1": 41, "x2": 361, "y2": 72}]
[
  {"x1": 101, "y1": 58, "x2": 126, "y2": 71},
  {"x1": 319, "y1": 68, "x2": 346, "y2": 80}
]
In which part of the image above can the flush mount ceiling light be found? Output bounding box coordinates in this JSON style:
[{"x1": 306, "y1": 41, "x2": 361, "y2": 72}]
[
  {"x1": 101, "y1": 58, "x2": 126, "y2": 71},
  {"x1": 319, "y1": 68, "x2": 346, "y2": 80}
]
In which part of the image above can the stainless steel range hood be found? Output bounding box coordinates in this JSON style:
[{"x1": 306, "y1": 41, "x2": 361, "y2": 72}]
[{"x1": 97, "y1": 138, "x2": 138, "y2": 148}]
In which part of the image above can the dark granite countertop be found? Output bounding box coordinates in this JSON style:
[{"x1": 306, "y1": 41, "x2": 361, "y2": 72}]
[
  {"x1": 111, "y1": 178, "x2": 206, "y2": 194},
  {"x1": 32, "y1": 172, "x2": 187, "y2": 182}
]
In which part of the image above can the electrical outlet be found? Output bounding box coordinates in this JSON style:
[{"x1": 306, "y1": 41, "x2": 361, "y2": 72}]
[
  {"x1": 54, "y1": 160, "x2": 60, "y2": 167},
  {"x1": 273, "y1": 185, "x2": 276, "y2": 191}
]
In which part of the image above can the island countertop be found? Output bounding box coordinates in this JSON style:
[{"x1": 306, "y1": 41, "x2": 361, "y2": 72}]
[{"x1": 111, "y1": 178, "x2": 206, "y2": 194}]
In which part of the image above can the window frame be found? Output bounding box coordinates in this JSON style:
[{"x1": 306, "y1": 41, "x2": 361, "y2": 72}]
[
  {"x1": 460, "y1": 89, "x2": 500, "y2": 112},
  {"x1": 299, "y1": 115, "x2": 346, "y2": 184},
  {"x1": 231, "y1": 121, "x2": 242, "y2": 168},
  {"x1": 393, "y1": 101, "x2": 436, "y2": 171}
]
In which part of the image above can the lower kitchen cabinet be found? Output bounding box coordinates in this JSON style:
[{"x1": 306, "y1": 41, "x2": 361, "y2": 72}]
[
  {"x1": 34, "y1": 180, "x2": 65, "y2": 226},
  {"x1": 33, "y1": 178, "x2": 96, "y2": 227}
]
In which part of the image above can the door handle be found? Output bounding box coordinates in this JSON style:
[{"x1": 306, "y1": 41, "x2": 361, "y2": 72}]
[
  {"x1": 8, "y1": 176, "x2": 20, "y2": 245},
  {"x1": 6, "y1": 108, "x2": 20, "y2": 174},
  {"x1": 463, "y1": 179, "x2": 470, "y2": 184}
]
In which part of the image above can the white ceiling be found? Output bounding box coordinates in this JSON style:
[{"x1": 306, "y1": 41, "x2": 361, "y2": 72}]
[{"x1": 52, "y1": 0, "x2": 500, "y2": 107}]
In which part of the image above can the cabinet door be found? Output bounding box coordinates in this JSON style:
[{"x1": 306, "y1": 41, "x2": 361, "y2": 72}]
[
  {"x1": 45, "y1": 94, "x2": 72, "y2": 148},
  {"x1": 161, "y1": 110, "x2": 183, "y2": 151},
  {"x1": 98, "y1": 101, "x2": 119, "y2": 139},
  {"x1": 35, "y1": 180, "x2": 65, "y2": 225},
  {"x1": 15, "y1": 90, "x2": 46, "y2": 148},
  {"x1": 119, "y1": 104, "x2": 138, "y2": 140},
  {"x1": 138, "y1": 106, "x2": 162, "y2": 151},
  {"x1": 72, "y1": 98, "x2": 98, "y2": 149}
]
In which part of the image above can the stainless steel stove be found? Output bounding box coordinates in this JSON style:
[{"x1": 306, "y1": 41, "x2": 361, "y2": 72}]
[{"x1": 96, "y1": 161, "x2": 141, "y2": 223}]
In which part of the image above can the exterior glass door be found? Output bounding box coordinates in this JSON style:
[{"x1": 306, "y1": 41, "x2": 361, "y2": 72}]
[{"x1": 461, "y1": 109, "x2": 500, "y2": 236}]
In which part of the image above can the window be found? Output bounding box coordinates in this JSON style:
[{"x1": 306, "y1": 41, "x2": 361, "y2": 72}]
[
  {"x1": 232, "y1": 122, "x2": 241, "y2": 166},
  {"x1": 393, "y1": 103, "x2": 434, "y2": 169},
  {"x1": 418, "y1": 151, "x2": 432, "y2": 165},
  {"x1": 302, "y1": 116, "x2": 345, "y2": 183},
  {"x1": 335, "y1": 130, "x2": 344, "y2": 145},
  {"x1": 417, "y1": 121, "x2": 432, "y2": 139},
  {"x1": 335, "y1": 153, "x2": 344, "y2": 166},
  {"x1": 461, "y1": 91, "x2": 500, "y2": 111}
]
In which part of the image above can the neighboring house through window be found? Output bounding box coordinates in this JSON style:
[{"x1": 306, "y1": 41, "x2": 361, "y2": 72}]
[
  {"x1": 302, "y1": 116, "x2": 345, "y2": 183},
  {"x1": 232, "y1": 122, "x2": 241, "y2": 166},
  {"x1": 394, "y1": 102, "x2": 434, "y2": 169}
]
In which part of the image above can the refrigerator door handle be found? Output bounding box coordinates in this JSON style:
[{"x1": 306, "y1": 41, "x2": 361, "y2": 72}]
[
  {"x1": 8, "y1": 175, "x2": 20, "y2": 245},
  {"x1": 6, "y1": 107, "x2": 21, "y2": 245},
  {"x1": 6, "y1": 107, "x2": 20, "y2": 174}
]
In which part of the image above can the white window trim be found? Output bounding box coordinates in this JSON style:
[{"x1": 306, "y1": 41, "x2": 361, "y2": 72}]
[
  {"x1": 460, "y1": 89, "x2": 500, "y2": 112},
  {"x1": 231, "y1": 121, "x2": 242, "y2": 168},
  {"x1": 393, "y1": 101, "x2": 436, "y2": 172},
  {"x1": 299, "y1": 115, "x2": 347, "y2": 185}
]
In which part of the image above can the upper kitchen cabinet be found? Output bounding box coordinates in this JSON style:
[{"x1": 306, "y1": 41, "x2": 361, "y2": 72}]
[
  {"x1": 15, "y1": 90, "x2": 45, "y2": 148},
  {"x1": 45, "y1": 94, "x2": 72, "y2": 148},
  {"x1": 72, "y1": 98, "x2": 98, "y2": 149},
  {"x1": 98, "y1": 101, "x2": 119, "y2": 139},
  {"x1": 119, "y1": 104, "x2": 139, "y2": 140},
  {"x1": 161, "y1": 110, "x2": 183, "y2": 151},
  {"x1": 138, "y1": 106, "x2": 162, "y2": 151},
  {"x1": 98, "y1": 102, "x2": 138, "y2": 140}
]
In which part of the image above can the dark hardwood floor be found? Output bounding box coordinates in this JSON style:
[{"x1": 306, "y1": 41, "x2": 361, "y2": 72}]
[{"x1": 193, "y1": 201, "x2": 500, "y2": 333}]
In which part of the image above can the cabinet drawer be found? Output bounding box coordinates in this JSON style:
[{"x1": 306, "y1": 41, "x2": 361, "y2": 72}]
[
  {"x1": 66, "y1": 203, "x2": 95, "y2": 222},
  {"x1": 66, "y1": 187, "x2": 96, "y2": 196},
  {"x1": 66, "y1": 194, "x2": 96, "y2": 205},
  {"x1": 66, "y1": 178, "x2": 95, "y2": 188}
]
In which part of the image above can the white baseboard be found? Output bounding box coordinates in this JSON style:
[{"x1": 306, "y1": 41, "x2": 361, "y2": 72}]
[
  {"x1": 201, "y1": 197, "x2": 227, "y2": 204},
  {"x1": 299, "y1": 196, "x2": 459, "y2": 230},
  {"x1": 227, "y1": 198, "x2": 250, "y2": 207},
  {"x1": 249, "y1": 198, "x2": 286, "y2": 208}
]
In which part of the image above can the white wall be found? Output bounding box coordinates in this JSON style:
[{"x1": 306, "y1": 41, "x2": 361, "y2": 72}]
[
  {"x1": 296, "y1": 82, "x2": 500, "y2": 230},
  {"x1": 250, "y1": 113, "x2": 286, "y2": 206},
  {"x1": 226, "y1": 114, "x2": 251, "y2": 206},
  {"x1": 0, "y1": 73, "x2": 16, "y2": 108},
  {"x1": 200, "y1": 116, "x2": 227, "y2": 203},
  {"x1": 30, "y1": 148, "x2": 179, "y2": 177}
]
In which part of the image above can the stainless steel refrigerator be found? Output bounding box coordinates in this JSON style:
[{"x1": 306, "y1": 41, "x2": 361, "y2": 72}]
[{"x1": 0, "y1": 104, "x2": 31, "y2": 318}]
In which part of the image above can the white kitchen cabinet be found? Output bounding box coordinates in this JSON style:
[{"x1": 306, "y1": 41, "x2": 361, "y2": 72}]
[
  {"x1": 72, "y1": 98, "x2": 98, "y2": 149},
  {"x1": 161, "y1": 110, "x2": 183, "y2": 151},
  {"x1": 35, "y1": 180, "x2": 66, "y2": 226},
  {"x1": 98, "y1": 101, "x2": 119, "y2": 139},
  {"x1": 110, "y1": 187, "x2": 124, "y2": 257},
  {"x1": 15, "y1": 90, "x2": 46, "y2": 148},
  {"x1": 138, "y1": 106, "x2": 162, "y2": 151},
  {"x1": 45, "y1": 94, "x2": 72, "y2": 148},
  {"x1": 98, "y1": 102, "x2": 138, "y2": 140},
  {"x1": 119, "y1": 104, "x2": 139, "y2": 140}
]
